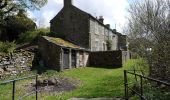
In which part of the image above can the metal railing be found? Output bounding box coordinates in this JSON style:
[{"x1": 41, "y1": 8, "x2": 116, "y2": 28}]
[
  {"x1": 124, "y1": 70, "x2": 170, "y2": 100},
  {"x1": 0, "y1": 75, "x2": 38, "y2": 100}
]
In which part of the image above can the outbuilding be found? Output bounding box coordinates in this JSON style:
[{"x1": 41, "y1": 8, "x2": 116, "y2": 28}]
[{"x1": 39, "y1": 36, "x2": 89, "y2": 71}]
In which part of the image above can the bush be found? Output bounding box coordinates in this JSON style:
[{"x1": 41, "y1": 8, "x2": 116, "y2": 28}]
[
  {"x1": 44, "y1": 32, "x2": 66, "y2": 39},
  {"x1": 0, "y1": 41, "x2": 16, "y2": 53},
  {"x1": 18, "y1": 28, "x2": 50, "y2": 43}
]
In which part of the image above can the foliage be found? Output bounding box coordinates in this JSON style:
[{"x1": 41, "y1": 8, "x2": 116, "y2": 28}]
[
  {"x1": 0, "y1": 0, "x2": 47, "y2": 19},
  {"x1": 0, "y1": 0, "x2": 47, "y2": 41},
  {"x1": 126, "y1": 0, "x2": 170, "y2": 81},
  {"x1": 18, "y1": 28, "x2": 50, "y2": 43},
  {"x1": 144, "y1": 85, "x2": 170, "y2": 100},
  {"x1": 0, "y1": 41, "x2": 16, "y2": 53},
  {"x1": 2, "y1": 10, "x2": 36, "y2": 41},
  {"x1": 41, "y1": 31, "x2": 66, "y2": 38},
  {"x1": 128, "y1": 38, "x2": 152, "y2": 58},
  {"x1": 130, "y1": 82, "x2": 170, "y2": 100}
]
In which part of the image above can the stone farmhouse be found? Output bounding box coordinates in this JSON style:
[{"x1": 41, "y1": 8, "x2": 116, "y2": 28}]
[
  {"x1": 39, "y1": 0, "x2": 129, "y2": 71},
  {"x1": 50, "y1": 0, "x2": 127, "y2": 51}
]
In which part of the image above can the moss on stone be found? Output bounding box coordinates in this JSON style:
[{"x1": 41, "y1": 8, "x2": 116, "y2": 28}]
[{"x1": 45, "y1": 36, "x2": 81, "y2": 49}]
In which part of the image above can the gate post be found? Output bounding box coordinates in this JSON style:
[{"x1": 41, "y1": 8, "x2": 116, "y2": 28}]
[
  {"x1": 140, "y1": 76, "x2": 143, "y2": 100},
  {"x1": 69, "y1": 49, "x2": 72, "y2": 69},
  {"x1": 36, "y1": 75, "x2": 38, "y2": 100},
  {"x1": 12, "y1": 80, "x2": 15, "y2": 100},
  {"x1": 124, "y1": 70, "x2": 128, "y2": 100}
]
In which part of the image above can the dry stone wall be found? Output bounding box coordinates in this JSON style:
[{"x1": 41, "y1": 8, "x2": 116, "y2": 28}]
[{"x1": 0, "y1": 50, "x2": 34, "y2": 78}]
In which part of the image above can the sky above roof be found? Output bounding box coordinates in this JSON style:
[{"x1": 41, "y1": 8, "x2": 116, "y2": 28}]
[{"x1": 28, "y1": 0, "x2": 130, "y2": 33}]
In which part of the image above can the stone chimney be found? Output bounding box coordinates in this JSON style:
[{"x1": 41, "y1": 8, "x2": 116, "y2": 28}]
[
  {"x1": 64, "y1": 0, "x2": 73, "y2": 8},
  {"x1": 99, "y1": 16, "x2": 104, "y2": 23},
  {"x1": 113, "y1": 29, "x2": 117, "y2": 32},
  {"x1": 106, "y1": 24, "x2": 110, "y2": 28}
]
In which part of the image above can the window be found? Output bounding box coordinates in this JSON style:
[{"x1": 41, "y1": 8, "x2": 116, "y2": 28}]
[
  {"x1": 95, "y1": 22, "x2": 99, "y2": 34},
  {"x1": 90, "y1": 20, "x2": 94, "y2": 33},
  {"x1": 94, "y1": 39, "x2": 99, "y2": 51},
  {"x1": 101, "y1": 27, "x2": 104, "y2": 35},
  {"x1": 103, "y1": 43, "x2": 105, "y2": 51},
  {"x1": 105, "y1": 29, "x2": 109, "y2": 36}
]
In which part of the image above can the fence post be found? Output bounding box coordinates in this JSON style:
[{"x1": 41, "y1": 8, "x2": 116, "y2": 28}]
[
  {"x1": 124, "y1": 70, "x2": 128, "y2": 100},
  {"x1": 12, "y1": 80, "x2": 15, "y2": 100},
  {"x1": 134, "y1": 70, "x2": 138, "y2": 82},
  {"x1": 140, "y1": 76, "x2": 143, "y2": 100},
  {"x1": 36, "y1": 75, "x2": 38, "y2": 100}
]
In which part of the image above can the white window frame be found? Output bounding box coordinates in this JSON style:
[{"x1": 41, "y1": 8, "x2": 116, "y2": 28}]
[{"x1": 94, "y1": 39, "x2": 99, "y2": 51}]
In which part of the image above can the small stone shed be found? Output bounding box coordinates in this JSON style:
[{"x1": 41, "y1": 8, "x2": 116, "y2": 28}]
[{"x1": 39, "y1": 36, "x2": 89, "y2": 71}]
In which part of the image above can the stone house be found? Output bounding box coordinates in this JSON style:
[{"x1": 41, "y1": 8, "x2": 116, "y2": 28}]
[
  {"x1": 39, "y1": 0, "x2": 130, "y2": 71},
  {"x1": 50, "y1": 0, "x2": 127, "y2": 51}
]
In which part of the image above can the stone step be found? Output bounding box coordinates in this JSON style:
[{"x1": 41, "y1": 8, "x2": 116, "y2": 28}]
[{"x1": 68, "y1": 98, "x2": 123, "y2": 100}]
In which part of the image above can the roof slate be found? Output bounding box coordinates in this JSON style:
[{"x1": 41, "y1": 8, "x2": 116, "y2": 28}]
[{"x1": 43, "y1": 36, "x2": 83, "y2": 49}]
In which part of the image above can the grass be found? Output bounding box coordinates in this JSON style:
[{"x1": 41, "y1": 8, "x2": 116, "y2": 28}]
[{"x1": 0, "y1": 59, "x2": 148, "y2": 100}]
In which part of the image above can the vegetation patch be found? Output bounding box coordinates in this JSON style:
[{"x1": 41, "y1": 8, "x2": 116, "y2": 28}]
[{"x1": 0, "y1": 41, "x2": 16, "y2": 54}]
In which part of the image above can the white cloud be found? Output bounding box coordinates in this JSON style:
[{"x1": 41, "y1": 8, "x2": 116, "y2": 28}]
[{"x1": 30, "y1": 0, "x2": 129, "y2": 32}]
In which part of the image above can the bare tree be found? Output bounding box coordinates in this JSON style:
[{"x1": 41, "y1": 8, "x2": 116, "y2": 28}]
[{"x1": 127, "y1": 0, "x2": 170, "y2": 82}]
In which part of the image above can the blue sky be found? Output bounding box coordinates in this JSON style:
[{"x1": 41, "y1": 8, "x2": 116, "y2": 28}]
[{"x1": 28, "y1": 0, "x2": 130, "y2": 32}]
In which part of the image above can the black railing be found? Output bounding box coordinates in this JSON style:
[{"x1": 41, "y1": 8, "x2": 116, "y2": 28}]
[
  {"x1": 124, "y1": 70, "x2": 170, "y2": 100},
  {"x1": 0, "y1": 75, "x2": 38, "y2": 100}
]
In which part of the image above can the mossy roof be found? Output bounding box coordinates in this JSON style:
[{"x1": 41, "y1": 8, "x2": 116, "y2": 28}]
[{"x1": 43, "y1": 36, "x2": 82, "y2": 49}]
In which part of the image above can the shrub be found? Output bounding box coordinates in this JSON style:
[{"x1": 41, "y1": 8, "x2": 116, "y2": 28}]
[
  {"x1": 47, "y1": 32, "x2": 66, "y2": 39},
  {"x1": 0, "y1": 41, "x2": 16, "y2": 53},
  {"x1": 18, "y1": 28, "x2": 50, "y2": 43}
]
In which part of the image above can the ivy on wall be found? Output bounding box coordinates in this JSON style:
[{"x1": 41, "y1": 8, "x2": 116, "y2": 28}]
[{"x1": 106, "y1": 40, "x2": 112, "y2": 50}]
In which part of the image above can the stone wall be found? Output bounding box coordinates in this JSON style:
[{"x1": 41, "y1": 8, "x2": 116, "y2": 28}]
[
  {"x1": 89, "y1": 18, "x2": 118, "y2": 51},
  {"x1": 38, "y1": 37, "x2": 62, "y2": 71},
  {"x1": 76, "y1": 51, "x2": 89, "y2": 67},
  {"x1": 38, "y1": 37, "x2": 90, "y2": 71},
  {"x1": 89, "y1": 50, "x2": 130, "y2": 68},
  {"x1": 122, "y1": 51, "x2": 130, "y2": 64},
  {"x1": 50, "y1": 6, "x2": 90, "y2": 49},
  {"x1": 0, "y1": 50, "x2": 34, "y2": 78},
  {"x1": 90, "y1": 19, "x2": 106, "y2": 51}
]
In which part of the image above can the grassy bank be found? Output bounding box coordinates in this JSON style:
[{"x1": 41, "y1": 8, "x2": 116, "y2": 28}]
[{"x1": 0, "y1": 59, "x2": 148, "y2": 100}]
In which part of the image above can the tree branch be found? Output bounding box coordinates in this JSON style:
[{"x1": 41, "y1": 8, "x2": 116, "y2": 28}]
[
  {"x1": 4, "y1": 6, "x2": 15, "y2": 14},
  {"x1": 0, "y1": 0, "x2": 7, "y2": 9}
]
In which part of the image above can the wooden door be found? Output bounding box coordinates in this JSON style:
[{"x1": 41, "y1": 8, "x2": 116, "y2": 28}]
[
  {"x1": 63, "y1": 49, "x2": 69, "y2": 69},
  {"x1": 71, "y1": 50, "x2": 76, "y2": 68}
]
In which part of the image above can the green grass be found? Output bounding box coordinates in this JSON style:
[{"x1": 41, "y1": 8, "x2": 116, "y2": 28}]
[{"x1": 0, "y1": 59, "x2": 148, "y2": 100}]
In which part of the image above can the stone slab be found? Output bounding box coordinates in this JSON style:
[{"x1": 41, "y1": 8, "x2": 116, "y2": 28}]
[{"x1": 68, "y1": 98, "x2": 123, "y2": 100}]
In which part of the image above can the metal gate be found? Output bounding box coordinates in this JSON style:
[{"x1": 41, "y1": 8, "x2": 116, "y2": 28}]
[
  {"x1": 0, "y1": 75, "x2": 38, "y2": 100},
  {"x1": 63, "y1": 49, "x2": 69, "y2": 69}
]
